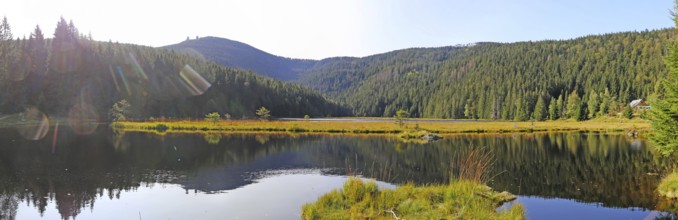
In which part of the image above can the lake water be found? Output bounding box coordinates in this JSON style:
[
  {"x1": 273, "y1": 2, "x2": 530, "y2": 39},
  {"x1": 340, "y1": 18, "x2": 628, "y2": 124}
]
[{"x1": 0, "y1": 127, "x2": 674, "y2": 219}]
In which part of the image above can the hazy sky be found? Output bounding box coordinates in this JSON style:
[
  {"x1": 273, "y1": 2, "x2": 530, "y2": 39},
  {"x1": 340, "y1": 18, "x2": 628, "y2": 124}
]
[{"x1": 1, "y1": 0, "x2": 674, "y2": 59}]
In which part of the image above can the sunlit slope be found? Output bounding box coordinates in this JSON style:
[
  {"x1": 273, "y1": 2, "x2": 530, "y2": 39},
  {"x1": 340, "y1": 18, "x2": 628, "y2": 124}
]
[
  {"x1": 299, "y1": 29, "x2": 672, "y2": 118},
  {"x1": 0, "y1": 19, "x2": 347, "y2": 127}
]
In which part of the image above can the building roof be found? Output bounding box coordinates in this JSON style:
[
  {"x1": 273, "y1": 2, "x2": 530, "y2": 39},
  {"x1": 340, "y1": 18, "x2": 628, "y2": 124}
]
[{"x1": 629, "y1": 99, "x2": 643, "y2": 107}]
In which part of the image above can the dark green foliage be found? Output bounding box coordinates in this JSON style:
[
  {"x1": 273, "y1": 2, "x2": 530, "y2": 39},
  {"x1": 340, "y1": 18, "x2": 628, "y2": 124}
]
[
  {"x1": 0, "y1": 19, "x2": 348, "y2": 120},
  {"x1": 297, "y1": 30, "x2": 672, "y2": 119},
  {"x1": 598, "y1": 89, "x2": 613, "y2": 117},
  {"x1": 533, "y1": 95, "x2": 546, "y2": 121},
  {"x1": 651, "y1": 11, "x2": 678, "y2": 155},
  {"x1": 623, "y1": 107, "x2": 634, "y2": 119},
  {"x1": 566, "y1": 91, "x2": 584, "y2": 120},
  {"x1": 166, "y1": 28, "x2": 670, "y2": 121},
  {"x1": 548, "y1": 97, "x2": 558, "y2": 120},
  {"x1": 587, "y1": 90, "x2": 600, "y2": 118}
]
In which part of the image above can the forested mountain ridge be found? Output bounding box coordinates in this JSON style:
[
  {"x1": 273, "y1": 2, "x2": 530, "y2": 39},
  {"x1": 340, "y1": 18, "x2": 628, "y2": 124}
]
[
  {"x1": 307, "y1": 29, "x2": 672, "y2": 119},
  {"x1": 165, "y1": 37, "x2": 316, "y2": 81},
  {"x1": 169, "y1": 29, "x2": 673, "y2": 120},
  {"x1": 0, "y1": 18, "x2": 348, "y2": 123}
]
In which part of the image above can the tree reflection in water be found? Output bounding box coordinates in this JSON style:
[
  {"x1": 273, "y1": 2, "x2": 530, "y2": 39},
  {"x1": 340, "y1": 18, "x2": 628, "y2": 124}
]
[{"x1": 0, "y1": 128, "x2": 673, "y2": 219}]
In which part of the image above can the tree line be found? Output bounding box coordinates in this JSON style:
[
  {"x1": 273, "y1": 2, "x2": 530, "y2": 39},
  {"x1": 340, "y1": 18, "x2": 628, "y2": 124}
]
[
  {"x1": 299, "y1": 29, "x2": 672, "y2": 120},
  {"x1": 0, "y1": 17, "x2": 348, "y2": 121}
]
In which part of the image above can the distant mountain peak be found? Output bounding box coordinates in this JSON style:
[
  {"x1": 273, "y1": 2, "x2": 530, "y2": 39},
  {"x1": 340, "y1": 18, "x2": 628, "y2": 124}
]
[{"x1": 165, "y1": 37, "x2": 316, "y2": 81}]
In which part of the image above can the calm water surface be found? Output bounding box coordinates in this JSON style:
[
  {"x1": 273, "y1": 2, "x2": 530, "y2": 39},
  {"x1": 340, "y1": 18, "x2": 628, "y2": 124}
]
[{"x1": 0, "y1": 127, "x2": 674, "y2": 219}]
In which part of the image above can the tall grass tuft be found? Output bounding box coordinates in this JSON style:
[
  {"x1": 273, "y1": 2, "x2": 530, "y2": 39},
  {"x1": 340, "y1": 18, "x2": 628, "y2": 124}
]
[{"x1": 450, "y1": 146, "x2": 495, "y2": 183}]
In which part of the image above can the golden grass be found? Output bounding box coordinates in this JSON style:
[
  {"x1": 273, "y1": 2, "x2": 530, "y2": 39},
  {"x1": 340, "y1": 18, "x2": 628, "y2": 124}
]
[{"x1": 112, "y1": 117, "x2": 649, "y2": 136}]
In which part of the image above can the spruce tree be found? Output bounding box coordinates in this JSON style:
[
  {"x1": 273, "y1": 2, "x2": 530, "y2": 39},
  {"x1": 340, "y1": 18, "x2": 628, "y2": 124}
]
[
  {"x1": 556, "y1": 95, "x2": 564, "y2": 119},
  {"x1": 0, "y1": 16, "x2": 12, "y2": 78},
  {"x1": 651, "y1": 1, "x2": 678, "y2": 155},
  {"x1": 548, "y1": 97, "x2": 558, "y2": 120},
  {"x1": 566, "y1": 91, "x2": 583, "y2": 120},
  {"x1": 533, "y1": 95, "x2": 546, "y2": 121},
  {"x1": 587, "y1": 90, "x2": 600, "y2": 119}
]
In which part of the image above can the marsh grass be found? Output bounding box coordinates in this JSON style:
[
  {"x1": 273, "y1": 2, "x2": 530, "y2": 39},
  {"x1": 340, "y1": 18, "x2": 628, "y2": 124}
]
[
  {"x1": 111, "y1": 117, "x2": 649, "y2": 137},
  {"x1": 303, "y1": 144, "x2": 522, "y2": 219},
  {"x1": 301, "y1": 178, "x2": 524, "y2": 220},
  {"x1": 659, "y1": 172, "x2": 678, "y2": 198},
  {"x1": 451, "y1": 146, "x2": 496, "y2": 183}
]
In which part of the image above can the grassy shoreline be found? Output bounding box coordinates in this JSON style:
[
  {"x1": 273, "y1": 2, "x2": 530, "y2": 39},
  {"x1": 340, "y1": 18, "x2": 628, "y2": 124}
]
[{"x1": 111, "y1": 117, "x2": 649, "y2": 136}]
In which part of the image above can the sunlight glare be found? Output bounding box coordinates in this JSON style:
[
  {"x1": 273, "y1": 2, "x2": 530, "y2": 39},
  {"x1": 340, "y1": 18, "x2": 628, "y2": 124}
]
[
  {"x1": 179, "y1": 65, "x2": 210, "y2": 96},
  {"x1": 16, "y1": 107, "x2": 50, "y2": 140}
]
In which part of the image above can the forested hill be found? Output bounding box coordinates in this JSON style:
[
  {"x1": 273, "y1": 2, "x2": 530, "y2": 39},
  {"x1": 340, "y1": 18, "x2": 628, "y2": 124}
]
[
  {"x1": 0, "y1": 18, "x2": 347, "y2": 122},
  {"x1": 299, "y1": 29, "x2": 673, "y2": 119},
  {"x1": 165, "y1": 37, "x2": 316, "y2": 81}
]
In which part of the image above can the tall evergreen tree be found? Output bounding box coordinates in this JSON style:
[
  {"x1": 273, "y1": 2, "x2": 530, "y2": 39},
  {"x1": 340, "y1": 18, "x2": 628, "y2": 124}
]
[
  {"x1": 598, "y1": 88, "x2": 612, "y2": 117},
  {"x1": 566, "y1": 91, "x2": 583, "y2": 120},
  {"x1": 533, "y1": 95, "x2": 547, "y2": 121},
  {"x1": 587, "y1": 90, "x2": 600, "y2": 119},
  {"x1": 548, "y1": 96, "x2": 558, "y2": 120},
  {"x1": 0, "y1": 16, "x2": 12, "y2": 78},
  {"x1": 556, "y1": 95, "x2": 564, "y2": 119},
  {"x1": 29, "y1": 25, "x2": 48, "y2": 75},
  {"x1": 651, "y1": 1, "x2": 678, "y2": 155}
]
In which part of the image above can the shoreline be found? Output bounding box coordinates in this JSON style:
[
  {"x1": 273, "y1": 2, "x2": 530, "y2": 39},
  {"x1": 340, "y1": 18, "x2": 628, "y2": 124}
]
[{"x1": 111, "y1": 117, "x2": 650, "y2": 136}]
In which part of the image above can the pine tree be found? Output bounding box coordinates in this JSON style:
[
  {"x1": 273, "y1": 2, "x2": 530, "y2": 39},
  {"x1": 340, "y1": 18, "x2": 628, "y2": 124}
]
[
  {"x1": 533, "y1": 95, "x2": 546, "y2": 121},
  {"x1": 587, "y1": 90, "x2": 600, "y2": 119},
  {"x1": 464, "y1": 102, "x2": 474, "y2": 119},
  {"x1": 566, "y1": 91, "x2": 583, "y2": 120},
  {"x1": 29, "y1": 25, "x2": 48, "y2": 75},
  {"x1": 651, "y1": 1, "x2": 678, "y2": 155},
  {"x1": 598, "y1": 88, "x2": 611, "y2": 117},
  {"x1": 514, "y1": 98, "x2": 529, "y2": 121},
  {"x1": 548, "y1": 96, "x2": 558, "y2": 120},
  {"x1": 556, "y1": 95, "x2": 564, "y2": 119},
  {"x1": 0, "y1": 16, "x2": 12, "y2": 78}
]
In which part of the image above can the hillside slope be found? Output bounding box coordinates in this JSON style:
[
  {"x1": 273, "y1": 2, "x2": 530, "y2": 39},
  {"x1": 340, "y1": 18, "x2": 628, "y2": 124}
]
[
  {"x1": 299, "y1": 30, "x2": 673, "y2": 119},
  {"x1": 163, "y1": 29, "x2": 673, "y2": 120},
  {"x1": 165, "y1": 37, "x2": 315, "y2": 81},
  {"x1": 0, "y1": 19, "x2": 347, "y2": 124}
]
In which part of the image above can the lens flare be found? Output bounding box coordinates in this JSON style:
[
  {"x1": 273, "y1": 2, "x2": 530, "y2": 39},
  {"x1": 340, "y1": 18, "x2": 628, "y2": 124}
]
[
  {"x1": 179, "y1": 65, "x2": 211, "y2": 96},
  {"x1": 127, "y1": 52, "x2": 148, "y2": 80},
  {"x1": 16, "y1": 107, "x2": 50, "y2": 140},
  {"x1": 52, "y1": 122, "x2": 60, "y2": 154},
  {"x1": 116, "y1": 66, "x2": 132, "y2": 95},
  {"x1": 109, "y1": 65, "x2": 121, "y2": 92},
  {"x1": 68, "y1": 103, "x2": 99, "y2": 135}
]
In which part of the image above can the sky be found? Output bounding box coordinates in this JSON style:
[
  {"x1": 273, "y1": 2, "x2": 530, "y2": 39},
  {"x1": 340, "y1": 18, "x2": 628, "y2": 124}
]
[{"x1": 1, "y1": 0, "x2": 675, "y2": 59}]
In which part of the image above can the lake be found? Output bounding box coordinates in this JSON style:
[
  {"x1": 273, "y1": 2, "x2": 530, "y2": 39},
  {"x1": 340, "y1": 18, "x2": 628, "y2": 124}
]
[{"x1": 0, "y1": 127, "x2": 674, "y2": 219}]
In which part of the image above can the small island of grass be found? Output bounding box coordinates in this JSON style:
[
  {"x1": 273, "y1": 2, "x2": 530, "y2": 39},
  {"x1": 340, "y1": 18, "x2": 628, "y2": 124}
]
[{"x1": 301, "y1": 178, "x2": 524, "y2": 220}]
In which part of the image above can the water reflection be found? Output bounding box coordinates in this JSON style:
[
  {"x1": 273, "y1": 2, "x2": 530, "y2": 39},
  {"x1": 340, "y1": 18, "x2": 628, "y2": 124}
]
[{"x1": 0, "y1": 128, "x2": 673, "y2": 219}]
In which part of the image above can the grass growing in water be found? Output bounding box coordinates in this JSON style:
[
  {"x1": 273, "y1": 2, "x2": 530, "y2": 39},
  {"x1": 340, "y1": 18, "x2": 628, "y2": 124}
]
[
  {"x1": 302, "y1": 145, "x2": 523, "y2": 219},
  {"x1": 301, "y1": 178, "x2": 524, "y2": 220},
  {"x1": 659, "y1": 172, "x2": 678, "y2": 198}
]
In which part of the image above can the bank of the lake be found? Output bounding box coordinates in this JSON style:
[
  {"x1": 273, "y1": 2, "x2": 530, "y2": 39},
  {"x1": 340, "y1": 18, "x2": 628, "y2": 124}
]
[{"x1": 111, "y1": 117, "x2": 649, "y2": 136}]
